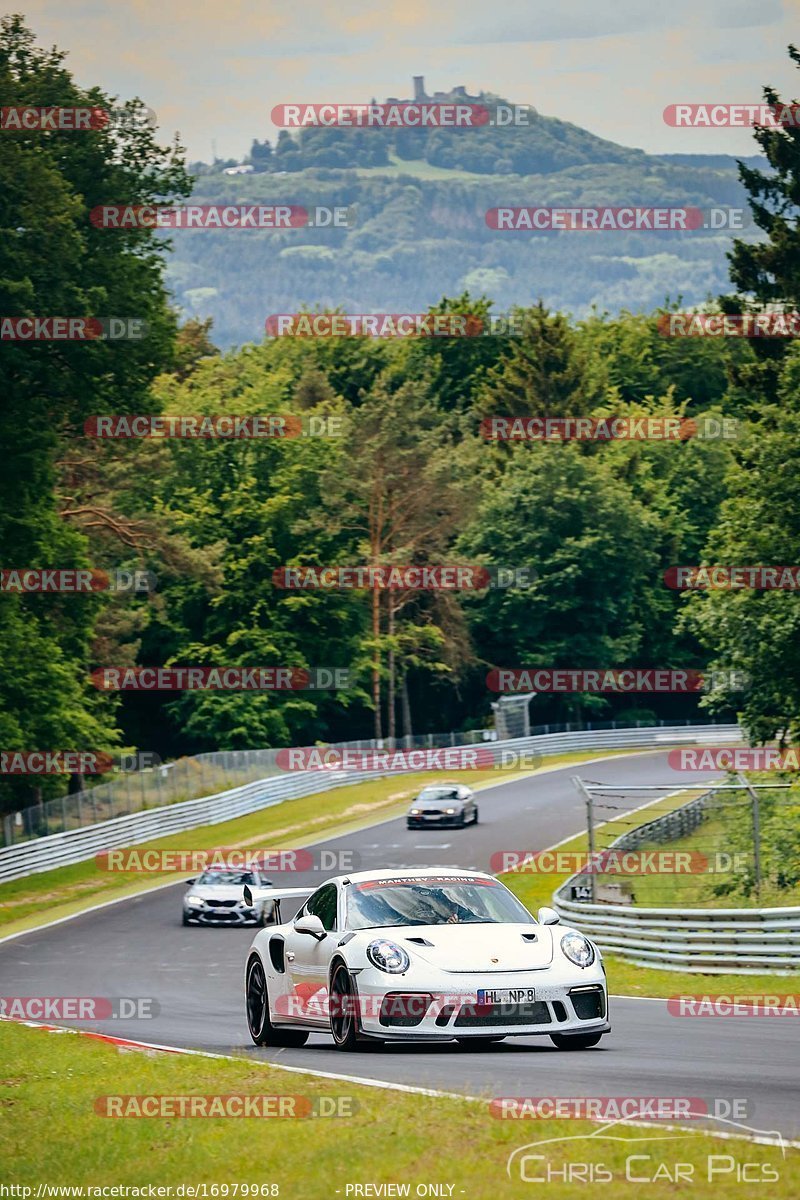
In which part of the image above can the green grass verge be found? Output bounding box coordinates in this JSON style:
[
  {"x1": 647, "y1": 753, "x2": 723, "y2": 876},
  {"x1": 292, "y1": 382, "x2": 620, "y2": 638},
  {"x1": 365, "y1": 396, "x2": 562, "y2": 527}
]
[
  {"x1": 502, "y1": 787, "x2": 800, "y2": 997},
  {"x1": 600, "y1": 775, "x2": 800, "y2": 909},
  {"x1": 0, "y1": 750, "x2": 634, "y2": 938},
  {"x1": 0, "y1": 1021, "x2": 794, "y2": 1196}
]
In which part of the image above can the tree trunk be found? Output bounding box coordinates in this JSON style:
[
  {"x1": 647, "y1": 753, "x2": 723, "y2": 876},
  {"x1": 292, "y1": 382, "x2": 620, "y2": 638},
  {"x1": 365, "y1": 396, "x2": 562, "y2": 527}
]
[
  {"x1": 401, "y1": 671, "x2": 413, "y2": 744},
  {"x1": 387, "y1": 601, "x2": 396, "y2": 746},
  {"x1": 372, "y1": 586, "x2": 382, "y2": 741}
]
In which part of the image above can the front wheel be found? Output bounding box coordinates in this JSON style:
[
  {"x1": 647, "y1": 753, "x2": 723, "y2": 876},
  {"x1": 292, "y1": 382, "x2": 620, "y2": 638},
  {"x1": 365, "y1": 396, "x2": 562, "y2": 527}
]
[
  {"x1": 472, "y1": 806, "x2": 479, "y2": 824},
  {"x1": 329, "y1": 963, "x2": 360, "y2": 1051},
  {"x1": 246, "y1": 956, "x2": 308, "y2": 1048},
  {"x1": 550, "y1": 1032, "x2": 603, "y2": 1050}
]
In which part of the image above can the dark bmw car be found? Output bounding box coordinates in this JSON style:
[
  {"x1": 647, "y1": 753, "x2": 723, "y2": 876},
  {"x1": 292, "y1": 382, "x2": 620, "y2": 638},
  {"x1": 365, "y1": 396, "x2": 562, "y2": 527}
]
[
  {"x1": 406, "y1": 783, "x2": 478, "y2": 829},
  {"x1": 182, "y1": 868, "x2": 276, "y2": 927}
]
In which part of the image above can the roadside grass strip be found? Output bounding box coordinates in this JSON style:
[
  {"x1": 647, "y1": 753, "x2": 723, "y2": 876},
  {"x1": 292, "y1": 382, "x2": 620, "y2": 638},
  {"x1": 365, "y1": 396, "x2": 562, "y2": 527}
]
[
  {"x1": 0, "y1": 1020, "x2": 795, "y2": 1196},
  {"x1": 501, "y1": 787, "x2": 800, "y2": 997}
]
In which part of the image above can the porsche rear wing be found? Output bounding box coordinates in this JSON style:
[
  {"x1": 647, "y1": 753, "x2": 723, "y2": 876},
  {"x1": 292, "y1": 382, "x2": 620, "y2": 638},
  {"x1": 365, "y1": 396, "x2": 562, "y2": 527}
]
[{"x1": 244, "y1": 883, "x2": 315, "y2": 921}]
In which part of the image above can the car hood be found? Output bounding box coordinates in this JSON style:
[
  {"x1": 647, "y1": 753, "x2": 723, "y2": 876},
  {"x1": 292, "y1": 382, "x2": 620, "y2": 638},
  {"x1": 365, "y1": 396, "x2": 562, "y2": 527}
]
[
  {"x1": 190, "y1": 885, "x2": 260, "y2": 902},
  {"x1": 372, "y1": 923, "x2": 555, "y2": 972}
]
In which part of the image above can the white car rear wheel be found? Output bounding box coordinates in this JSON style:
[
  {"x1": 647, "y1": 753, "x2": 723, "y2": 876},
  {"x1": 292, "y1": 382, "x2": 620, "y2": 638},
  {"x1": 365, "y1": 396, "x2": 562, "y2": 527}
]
[{"x1": 246, "y1": 956, "x2": 308, "y2": 1048}]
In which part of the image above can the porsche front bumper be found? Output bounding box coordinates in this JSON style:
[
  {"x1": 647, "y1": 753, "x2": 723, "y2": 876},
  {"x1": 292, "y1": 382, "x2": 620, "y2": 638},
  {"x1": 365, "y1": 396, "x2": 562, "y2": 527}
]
[{"x1": 350, "y1": 967, "x2": 609, "y2": 1040}]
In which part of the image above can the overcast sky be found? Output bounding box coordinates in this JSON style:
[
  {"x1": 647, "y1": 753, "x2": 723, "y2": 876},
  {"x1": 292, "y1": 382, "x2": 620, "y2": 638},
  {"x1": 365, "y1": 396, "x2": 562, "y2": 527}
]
[{"x1": 20, "y1": 0, "x2": 800, "y2": 161}]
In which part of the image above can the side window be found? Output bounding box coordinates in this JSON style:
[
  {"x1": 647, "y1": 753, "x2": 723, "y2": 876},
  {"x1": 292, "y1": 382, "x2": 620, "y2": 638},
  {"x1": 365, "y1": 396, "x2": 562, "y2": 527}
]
[{"x1": 305, "y1": 883, "x2": 338, "y2": 931}]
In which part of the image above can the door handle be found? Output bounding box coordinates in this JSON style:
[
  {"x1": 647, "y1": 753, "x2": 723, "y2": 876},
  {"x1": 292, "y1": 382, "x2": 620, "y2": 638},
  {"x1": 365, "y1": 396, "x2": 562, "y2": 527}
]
[{"x1": 286, "y1": 951, "x2": 295, "y2": 962}]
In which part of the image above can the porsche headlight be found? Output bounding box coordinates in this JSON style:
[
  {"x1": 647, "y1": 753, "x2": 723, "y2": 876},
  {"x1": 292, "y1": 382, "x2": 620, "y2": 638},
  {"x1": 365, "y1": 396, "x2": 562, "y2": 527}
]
[
  {"x1": 445, "y1": 807, "x2": 456, "y2": 814},
  {"x1": 409, "y1": 808, "x2": 420, "y2": 815},
  {"x1": 560, "y1": 931, "x2": 595, "y2": 967},
  {"x1": 367, "y1": 939, "x2": 410, "y2": 973},
  {"x1": 186, "y1": 896, "x2": 204, "y2": 909}
]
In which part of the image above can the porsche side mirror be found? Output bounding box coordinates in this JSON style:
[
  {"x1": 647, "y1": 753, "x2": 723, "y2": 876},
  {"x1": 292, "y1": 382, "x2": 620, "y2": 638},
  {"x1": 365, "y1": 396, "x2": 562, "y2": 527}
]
[
  {"x1": 537, "y1": 906, "x2": 560, "y2": 925},
  {"x1": 294, "y1": 914, "x2": 326, "y2": 941}
]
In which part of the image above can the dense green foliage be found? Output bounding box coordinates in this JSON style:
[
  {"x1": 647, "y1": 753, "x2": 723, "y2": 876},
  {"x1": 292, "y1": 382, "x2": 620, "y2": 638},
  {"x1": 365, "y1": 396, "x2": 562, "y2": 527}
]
[{"x1": 2, "y1": 21, "x2": 800, "y2": 817}]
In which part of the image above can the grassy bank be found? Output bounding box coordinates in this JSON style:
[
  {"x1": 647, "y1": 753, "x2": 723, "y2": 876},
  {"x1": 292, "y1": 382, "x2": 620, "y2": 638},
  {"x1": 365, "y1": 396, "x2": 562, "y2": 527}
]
[
  {"x1": 0, "y1": 1021, "x2": 793, "y2": 1197},
  {"x1": 502, "y1": 786, "x2": 800, "y2": 997}
]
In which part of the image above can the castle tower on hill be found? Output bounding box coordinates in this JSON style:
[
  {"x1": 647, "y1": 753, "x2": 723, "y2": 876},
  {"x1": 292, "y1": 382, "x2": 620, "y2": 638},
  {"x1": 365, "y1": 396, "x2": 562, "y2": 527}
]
[{"x1": 390, "y1": 77, "x2": 483, "y2": 105}]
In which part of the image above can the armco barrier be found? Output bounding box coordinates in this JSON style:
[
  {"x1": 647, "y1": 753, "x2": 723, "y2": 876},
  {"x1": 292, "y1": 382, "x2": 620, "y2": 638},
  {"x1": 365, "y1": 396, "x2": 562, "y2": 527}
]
[
  {"x1": 553, "y1": 783, "x2": 800, "y2": 974},
  {"x1": 0, "y1": 723, "x2": 741, "y2": 885}
]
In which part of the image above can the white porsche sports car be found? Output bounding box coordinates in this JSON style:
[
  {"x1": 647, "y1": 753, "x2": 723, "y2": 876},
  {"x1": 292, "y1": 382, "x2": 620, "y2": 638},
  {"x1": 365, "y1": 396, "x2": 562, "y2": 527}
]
[{"x1": 243, "y1": 867, "x2": 609, "y2": 1051}]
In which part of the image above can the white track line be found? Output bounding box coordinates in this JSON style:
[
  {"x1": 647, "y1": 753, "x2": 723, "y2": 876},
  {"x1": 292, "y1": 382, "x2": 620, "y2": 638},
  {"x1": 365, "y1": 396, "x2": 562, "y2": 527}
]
[{"x1": 2, "y1": 1016, "x2": 794, "y2": 1150}]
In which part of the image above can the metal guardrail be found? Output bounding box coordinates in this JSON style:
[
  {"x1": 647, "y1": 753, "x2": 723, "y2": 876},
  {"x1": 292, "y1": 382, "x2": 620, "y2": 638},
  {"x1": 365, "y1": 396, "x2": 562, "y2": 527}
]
[
  {"x1": 553, "y1": 784, "x2": 800, "y2": 974},
  {"x1": 3, "y1": 716, "x2": 728, "y2": 848},
  {"x1": 0, "y1": 723, "x2": 741, "y2": 884}
]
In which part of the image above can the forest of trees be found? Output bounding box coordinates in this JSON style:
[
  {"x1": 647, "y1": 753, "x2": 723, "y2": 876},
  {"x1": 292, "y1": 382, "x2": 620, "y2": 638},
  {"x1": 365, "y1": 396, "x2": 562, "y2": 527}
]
[{"x1": 1, "y1": 16, "x2": 800, "y2": 816}]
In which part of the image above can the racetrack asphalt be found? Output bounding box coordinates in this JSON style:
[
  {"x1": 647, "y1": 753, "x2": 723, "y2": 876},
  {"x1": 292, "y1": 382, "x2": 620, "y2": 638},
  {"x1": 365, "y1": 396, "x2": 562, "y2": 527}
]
[{"x1": 1, "y1": 750, "x2": 795, "y2": 1142}]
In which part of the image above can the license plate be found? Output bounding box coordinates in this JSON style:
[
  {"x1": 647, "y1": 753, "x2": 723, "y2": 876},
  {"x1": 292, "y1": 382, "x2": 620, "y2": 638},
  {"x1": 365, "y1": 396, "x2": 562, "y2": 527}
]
[{"x1": 477, "y1": 987, "x2": 536, "y2": 1005}]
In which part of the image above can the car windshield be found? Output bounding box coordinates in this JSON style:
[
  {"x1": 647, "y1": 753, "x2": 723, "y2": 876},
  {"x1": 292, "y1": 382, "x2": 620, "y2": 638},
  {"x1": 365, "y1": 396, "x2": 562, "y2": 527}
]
[
  {"x1": 346, "y1": 875, "x2": 534, "y2": 929},
  {"x1": 197, "y1": 871, "x2": 256, "y2": 886},
  {"x1": 417, "y1": 787, "x2": 460, "y2": 801}
]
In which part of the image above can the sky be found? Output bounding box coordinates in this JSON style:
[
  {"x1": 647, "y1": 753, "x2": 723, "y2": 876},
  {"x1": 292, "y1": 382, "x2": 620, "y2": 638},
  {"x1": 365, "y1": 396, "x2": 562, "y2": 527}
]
[{"x1": 18, "y1": 0, "x2": 800, "y2": 162}]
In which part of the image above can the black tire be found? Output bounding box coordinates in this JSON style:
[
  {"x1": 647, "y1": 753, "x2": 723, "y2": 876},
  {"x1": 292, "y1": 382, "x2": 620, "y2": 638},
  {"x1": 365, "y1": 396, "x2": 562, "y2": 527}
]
[
  {"x1": 182, "y1": 912, "x2": 191, "y2": 926},
  {"x1": 550, "y1": 1032, "x2": 603, "y2": 1050},
  {"x1": 246, "y1": 955, "x2": 309, "y2": 1048},
  {"x1": 456, "y1": 1036, "x2": 505, "y2": 1048},
  {"x1": 472, "y1": 806, "x2": 479, "y2": 824},
  {"x1": 459, "y1": 812, "x2": 467, "y2": 828},
  {"x1": 329, "y1": 962, "x2": 360, "y2": 1051}
]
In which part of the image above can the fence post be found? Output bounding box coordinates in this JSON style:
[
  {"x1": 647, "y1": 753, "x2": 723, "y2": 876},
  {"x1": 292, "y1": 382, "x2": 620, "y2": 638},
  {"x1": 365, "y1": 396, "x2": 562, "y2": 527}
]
[
  {"x1": 573, "y1": 777, "x2": 596, "y2": 902},
  {"x1": 737, "y1": 772, "x2": 762, "y2": 901}
]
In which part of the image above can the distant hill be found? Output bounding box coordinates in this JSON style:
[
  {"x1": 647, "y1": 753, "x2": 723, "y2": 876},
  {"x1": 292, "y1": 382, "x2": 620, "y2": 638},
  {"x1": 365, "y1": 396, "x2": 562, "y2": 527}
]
[{"x1": 172, "y1": 81, "x2": 764, "y2": 347}]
